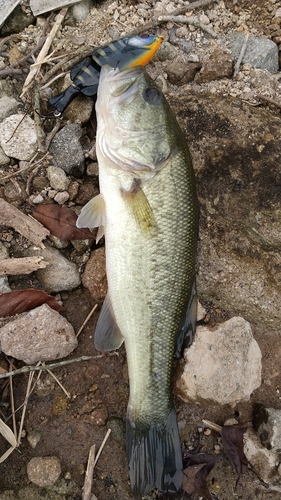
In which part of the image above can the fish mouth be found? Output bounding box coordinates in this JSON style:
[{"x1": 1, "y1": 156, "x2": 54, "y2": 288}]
[{"x1": 100, "y1": 65, "x2": 145, "y2": 105}]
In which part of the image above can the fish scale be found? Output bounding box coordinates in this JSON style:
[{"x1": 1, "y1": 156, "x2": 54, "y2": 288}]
[{"x1": 76, "y1": 65, "x2": 198, "y2": 498}]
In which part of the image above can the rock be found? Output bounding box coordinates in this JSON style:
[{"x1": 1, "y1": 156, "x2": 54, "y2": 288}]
[
  {"x1": 49, "y1": 123, "x2": 85, "y2": 178},
  {"x1": 172, "y1": 94, "x2": 281, "y2": 332},
  {"x1": 195, "y1": 48, "x2": 234, "y2": 83},
  {"x1": 0, "y1": 145, "x2": 10, "y2": 166},
  {"x1": 0, "y1": 304, "x2": 78, "y2": 364},
  {"x1": 107, "y1": 416, "x2": 126, "y2": 447},
  {"x1": 24, "y1": 244, "x2": 81, "y2": 293},
  {"x1": 82, "y1": 247, "x2": 107, "y2": 303},
  {"x1": 250, "y1": 68, "x2": 279, "y2": 93},
  {"x1": 243, "y1": 428, "x2": 279, "y2": 483},
  {"x1": 27, "y1": 430, "x2": 41, "y2": 449},
  {"x1": 47, "y1": 166, "x2": 70, "y2": 191},
  {"x1": 27, "y1": 456, "x2": 61, "y2": 487},
  {"x1": 166, "y1": 61, "x2": 202, "y2": 85},
  {"x1": 0, "y1": 114, "x2": 38, "y2": 161},
  {"x1": 0, "y1": 242, "x2": 11, "y2": 293},
  {"x1": 64, "y1": 95, "x2": 94, "y2": 124},
  {"x1": 71, "y1": 0, "x2": 93, "y2": 22},
  {"x1": 0, "y1": 96, "x2": 19, "y2": 121},
  {"x1": 176, "y1": 317, "x2": 261, "y2": 405},
  {"x1": 0, "y1": 5, "x2": 35, "y2": 36},
  {"x1": 227, "y1": 33, "x2": 279, "y2": 74},
  {"x1": 253, "y1": 404, "x2": 281, "y2": 452},
  {"x1": 54, "y1": 191, "x2": 70, "y2": 205},
  {"x1": 153, "y1": 41, "x2": 177, "y2": 61}
]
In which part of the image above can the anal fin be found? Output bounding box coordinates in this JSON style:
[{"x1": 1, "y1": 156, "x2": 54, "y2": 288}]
[{"x1": 94, "y1": 294, "x2": 124, "y2": 351}]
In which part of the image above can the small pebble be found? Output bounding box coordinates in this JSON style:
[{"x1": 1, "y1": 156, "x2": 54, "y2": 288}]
[
  {"x1": 27, "y1": 430, "x2": 41, "y2": 448},
  {"x1": 27, "y1": 456, "x2": 61, "y2": 486}
]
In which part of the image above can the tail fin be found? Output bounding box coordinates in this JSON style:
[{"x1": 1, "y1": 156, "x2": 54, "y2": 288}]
[{"x1": 126, "y1": 408, "x2": 183, "y2": 498}]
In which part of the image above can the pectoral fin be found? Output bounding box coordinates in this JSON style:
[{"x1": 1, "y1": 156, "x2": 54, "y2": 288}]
[
  {"x1": 174, "y1": 279, "x2": 197, "y2": 358},
  {"x1": 94, "y1": 294, "x2": 124, "y2": 351},
  {"x1": 76, "y1": 194, "x2": 105, "y2": 243},
  {"x1": 121, "y1": 181, "x2": 156, "y2": 233}
]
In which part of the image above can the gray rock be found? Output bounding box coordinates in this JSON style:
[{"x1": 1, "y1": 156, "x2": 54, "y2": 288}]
[
  {"x1": 54, "y1": 191, "x2": 70, "y2": 205},
  {"x1": 172, "y1": 94, "x2": 281, "y2": 333},
  {"x1": 0, "y1": 96, "x2": 19, "y2": 121},
  {"x1": 27, "y1": 456, "x2": 61, "y2": 487},
  {"x1": 24, "y1": 244, "x2": 81, "y2": 293},
  {"x1": 0, "y1": 242, "x2": 11, "y2": 293},
  {"x1": 0, "y1": 304, "x2": 78, "y2": 364},
  {"x1": 153, "y1": 41, "x2": 177, "y2": 61},
  {"x1": 49, "y1": 123, "x2": 85, "y2": 178},
  {"x1": 176, "y1": 317, "x2": 261, "y2": 405},
  {"x1": 227, "y1": 32, "x2": 279, "y2": 74},
  {"x1": 27, "y1": 430, "x2": 41, "y2": 449},
  {"x1": 47, "y1": 166, "x2": 70, "y2": 191},
  {"x1": 71, "y1": 0, "x2": 93, "y2": 22},
  {"x1": 0, "y1": 145, "x2": 10, "y2": 166},
  {"x1": 0, "y1": 114, "x2": 38, "y2": 161},
  {"x1": 253, "y1": 404, "x2": 281, "y2": 452},
  {"x1": 243, "y1": 428, "x2": 279, "y2": 483}
]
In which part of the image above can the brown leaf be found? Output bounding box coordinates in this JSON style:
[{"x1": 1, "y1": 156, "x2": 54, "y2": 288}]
[
  {"x1": 221, "y1": 423, "x2": 248, "y2": 479},
  {"x1": 182, "y1": 452, "x2": 219, "y2": 500},
  {"x1": 0, "y1": 289, "x2": 64, "y2": 317},
  {"x1": 32, "y1": 204, "x2": 95, "y2": 241}
]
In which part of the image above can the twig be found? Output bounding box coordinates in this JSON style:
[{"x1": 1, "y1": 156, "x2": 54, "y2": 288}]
[
  {"x1": 76, "y1": 304, "x2": 98, "y2": 338},
  {"x1": 17, "y1": 369, "x2": 36, "y2": 446},
  {"x1": 0, "y1": 34, "x2": 29, "y2": 52},
  {"x1": 40, "y1": 72, "x2": 67, "y2": 91},
  {"x1": 21, "y1": 7, "x2": 68, "y2": 97},
  {"x1": 45, "y1": 120, "x2": 63, "y2": 151},
  {"x1": 0, "y1": 37, "x2": 46, "y2": 79},
  {"x1": 82, "y1": 445, "x2": 96, "y2": 500},
  {"x1": 26, "y1": 164, "x2": 41, "y2": 195},
  {"x1": 0, "y1": 152, "x2": 48, "y2": 181},
  {"x1": 234, "y1": 32, "x2": 249, "y2": 76},
  {"x1": 46, "y1": 368, "x2": 71, "y2": 399},
  {"x1": 256, "y1": 94, "x2": 281, "y2": 109},
  {"x1": 94, "y1": 429, "x2": 111, "y2": 466},
  {"x1": 39, "y1": 45, "x2": 92, "y2": 88},
  {"x1": 9, "y1": 364, "x2": 17, "y2": 444},
  {"x1": 128, "y1": 0, "x2": 218, "y2": 36},
  {"x1": 160, "y1": 15, "x2": 218, "y2": 38},
  {"x1": 0, "y1": 355, "x2": 103, "y2": 380},
  {"x1": 202, "y1": 419, "x2": 222, "y2": 433}
]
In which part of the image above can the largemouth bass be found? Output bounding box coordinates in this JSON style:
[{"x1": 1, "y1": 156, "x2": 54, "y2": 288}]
[
  {"x1": 77, "y1": 65, "x2": 198, "y2": 498},
  {"x1": 49, "y1": 34, "x2": 163, "y2": 116}
]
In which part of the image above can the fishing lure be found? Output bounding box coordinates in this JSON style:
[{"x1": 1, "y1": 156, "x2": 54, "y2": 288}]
[{"x1": 48, "y1": 33, "x2": 163, "y2": 116}]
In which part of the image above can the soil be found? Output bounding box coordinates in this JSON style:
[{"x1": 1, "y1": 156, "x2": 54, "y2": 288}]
[{"x1": 1, "y1": 0, "x2": 281, "y2": 499}]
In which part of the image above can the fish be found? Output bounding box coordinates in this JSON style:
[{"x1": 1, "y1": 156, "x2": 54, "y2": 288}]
[
  {"x1": 48, "y1": 33, "x2": 163, "y2": 116},
  {"x1": 76, "y1": 65, "x2": 198, "y2": 498}
]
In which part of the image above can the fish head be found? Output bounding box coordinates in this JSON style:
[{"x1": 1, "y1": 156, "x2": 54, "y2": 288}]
[{"x1": 96, "y1": 65, "x2": 177, "y2": 178}]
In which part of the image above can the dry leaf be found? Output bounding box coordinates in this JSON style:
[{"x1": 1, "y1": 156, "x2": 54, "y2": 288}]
[
  {"x1": 0, "y1": 289, "x2": 64, "y2": 317},
  {"x1": 32, "y1": 204, "x2": 95, "y2": 241},
  {"x1": 221, "y1": 423, "x2": 248, "y2": 480},
  {"x1": 182, "y1": 452, "x2": 220, "y2": 500}
]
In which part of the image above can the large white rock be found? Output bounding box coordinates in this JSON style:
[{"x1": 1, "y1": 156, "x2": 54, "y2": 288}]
[
  {"x1": 0, "y1": 114, "x2": 38, "y2": 161},
  {"x1": 0, "y1": 304, "x2": 78, "y2": 364},
  {"x1": 243, "y1": 428, "x2": 279, "y2": 483},
  {"x1": 176, "y1": 316, "x2": 262, "y2": 406}
]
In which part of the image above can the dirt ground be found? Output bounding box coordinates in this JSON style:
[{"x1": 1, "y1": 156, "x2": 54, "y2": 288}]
[{"x1": 1, "y1": 0, "x2": 281, "y2": 499}]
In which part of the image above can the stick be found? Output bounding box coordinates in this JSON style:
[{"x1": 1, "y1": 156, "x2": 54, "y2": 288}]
[
  {"x1": 202, "y1": 419, "x2": 222, "y2": 433},
  {"x1": 9, "y1": 365, "x2": 17, "y2": 444},
  {"x1": 34, "y1": 88, "x2": 46, "y2": 153},
  {"x1": 45, "y1": 120, "x2": 63, "y2": 151},
  {"x1": 256, "y1": 94, "x2": 281, "y2": 109},
  {"x1": 159, "y1": 15, "x2": 218, "y2": 38},
  {"x1": 234, "y1": 32, "x2": 249, "y2": 76},
  {"x1": 17, "y1": 370, "x2": 36, "y2": 446},
  {"x1": 94, "y1": 429, "x2": 111, "y2": 466},
  {"x1": 46, "y1": 368, "x2": 71, "y2": 399},
  {"x1": 0, "y1": 198, "x2": 49, "y2": 249},
  {"x1": 20, "y1": 7, "x2": 68, "y2": 97},
  {"x1": 82, "y1": 445, "x2": 96, "y2": 500},
  {"x1": 76, "y1": 304, "x2": 98, "y2": 338},
  {"x1": 0, "y1": 37, "x2": 46, "y2": 78},
  {"x1": 0, "y1": 153, "x2": 48, "y2": 181},
  {"x1": 0, "y1": 256, "x2": 48, "y2": 276},
  {"x1": 0, "y1": 355, "x2": 103, "y2": 380}
]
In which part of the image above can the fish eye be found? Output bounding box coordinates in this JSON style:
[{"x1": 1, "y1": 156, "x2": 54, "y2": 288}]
[
  {"x1": 143, "y1": 86, "x2": 162, "y2": 105},
  {"x1": 140, "y1": 33, "x2": 150, "y2": 38}
]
